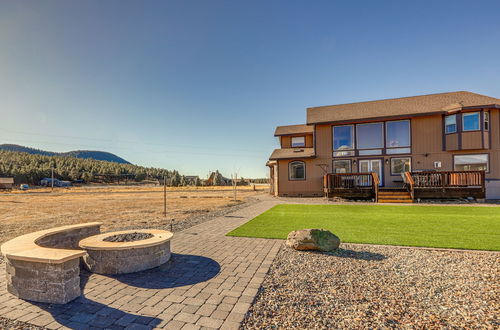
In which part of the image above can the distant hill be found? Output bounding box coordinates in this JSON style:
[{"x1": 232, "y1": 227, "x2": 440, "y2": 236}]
[{"x1": 0, "y1": 144, "x2": 131, "y2": 164}]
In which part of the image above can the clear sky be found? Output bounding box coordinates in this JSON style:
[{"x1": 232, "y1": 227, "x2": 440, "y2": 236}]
[{"x1": 1, "y1": 1, "x2": 499, "y2": 178}]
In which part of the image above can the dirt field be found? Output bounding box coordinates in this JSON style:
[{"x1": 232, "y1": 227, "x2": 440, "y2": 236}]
[{"x1": 0, "y1": 185, "x2": 268, "y2": 245}]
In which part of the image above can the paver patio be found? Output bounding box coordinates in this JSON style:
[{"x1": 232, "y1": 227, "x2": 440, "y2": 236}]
[{"x1": 0, "y1": 199, "x2": 281, "y2": 329}]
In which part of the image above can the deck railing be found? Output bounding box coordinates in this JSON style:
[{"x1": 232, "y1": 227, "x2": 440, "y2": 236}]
[
  {"x1": 408, "y1": 170, "x2": 485, "y2": 188},
  {"x1": 324, "y1": 172, "x2": 380, "y2": 201}
]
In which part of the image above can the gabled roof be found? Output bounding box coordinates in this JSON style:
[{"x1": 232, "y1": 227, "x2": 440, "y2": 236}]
[
  {"x1": 269, "y1": 148, "x2": 315, "y2": 160},
  {"x1": 274, "y1": 124, "x2": 314, "y2": 136},
  {"x1": 307, "y1": 91, "x2": 500, "y2": 124}
]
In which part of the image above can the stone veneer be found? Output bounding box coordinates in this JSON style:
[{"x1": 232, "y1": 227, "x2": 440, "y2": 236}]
[
  {"x1": 79, "y1": 229, "x2": 173, "y2": 275},
  {"x1": 36, "y1": 225, "x2": 101, "y2": 250},
  {"x1": 1, "y1": 223, "x2": 102, "y2": 304},
  {"x1": 6, "y1": 258, "x2": 81, "y2": 304}
]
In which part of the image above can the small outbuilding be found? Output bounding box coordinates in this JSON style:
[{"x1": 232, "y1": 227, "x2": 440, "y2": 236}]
[{"x1": 0, "y1": 177, "x2": 14, "y2": 190}]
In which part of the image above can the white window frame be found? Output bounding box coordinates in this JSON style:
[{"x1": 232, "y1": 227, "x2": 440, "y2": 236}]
[
  {"x1": 291, "y1": 136, "x2": 305, "y2": 148},
  {"x1": 484, "y1": 111, "x2": 489, "y2": 131},
  {"x1": 462, "y1": 112, "x2": 480, "y2": 131}
]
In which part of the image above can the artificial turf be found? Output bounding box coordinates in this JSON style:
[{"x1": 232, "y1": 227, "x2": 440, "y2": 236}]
[{"x1": 227, "y1": 204, "x2": 500, "y2": 251}]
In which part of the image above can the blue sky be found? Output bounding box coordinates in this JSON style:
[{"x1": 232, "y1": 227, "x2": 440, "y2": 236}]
[{"x1": 1, "y1": 1, "x2": 499, "y2": 178}]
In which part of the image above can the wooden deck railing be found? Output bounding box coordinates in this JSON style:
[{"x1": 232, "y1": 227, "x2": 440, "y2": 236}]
[
  {"x1": 324, "y1": 172, "x2": 380, "y2": 201},
  {"x1": 403, "y1": 171, "x2": 415, "y2": 201},
  {"x1": 409, "y1": 170, "x2": 485, "y2": 189}
]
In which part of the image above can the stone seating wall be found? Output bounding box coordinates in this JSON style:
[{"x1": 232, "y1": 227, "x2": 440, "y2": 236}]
[{"x1": 1, "y1": 222, "x2": 102, "y2": 304}]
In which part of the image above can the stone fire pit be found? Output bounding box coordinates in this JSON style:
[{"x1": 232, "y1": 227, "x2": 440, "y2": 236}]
[{"x1": 79, "y1": 229, "x2": 173, "y2": 274}]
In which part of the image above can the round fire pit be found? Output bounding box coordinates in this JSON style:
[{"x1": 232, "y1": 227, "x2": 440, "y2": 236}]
[{"x1": 79, "y1": 229, "x2": 173, "y2": 274}]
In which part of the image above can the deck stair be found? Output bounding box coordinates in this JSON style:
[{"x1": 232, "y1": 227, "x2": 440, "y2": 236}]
[{"x1": 377, "y1": 188, "x2": 413, "y2": 203}]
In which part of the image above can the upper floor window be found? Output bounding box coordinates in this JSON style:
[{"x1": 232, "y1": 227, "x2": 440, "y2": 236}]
[
  {"x1": 333, "y1": 125, "x2": 354, "y2": 150},
  {"x1": 291, "y1": 136, "x2": 305, "y2": 147},
  {"x1": 357, "y1": 122, "x2": 383, "y2": 149},
  {"x1": 463, "y1": 112, "x2": 480, "y2": 131},
  {"x1": 289, "y1": 161, "x2": 305, "y2": 180},
  {"x1": 386, "y1": 120, "x2": 410, "y2": 147},
  {"x1": 445, "y1": 115, "x2": 457, "y2": 134},
  {"x1": 484, "y1": 112, "x2": 489, "y2": 131}
]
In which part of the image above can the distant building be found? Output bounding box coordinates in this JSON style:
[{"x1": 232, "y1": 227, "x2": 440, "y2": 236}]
[
  {"x1": 0, "y1": 177, "x2": 14, "y2": 190},
  {"x1": 40, "y1": 178, "x2": 72, "y2": 187}
]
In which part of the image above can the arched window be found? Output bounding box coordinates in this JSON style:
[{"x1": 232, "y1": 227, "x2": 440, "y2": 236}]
[{"x1": 289, "y1": 161, "x2": 305, "y2": 180}]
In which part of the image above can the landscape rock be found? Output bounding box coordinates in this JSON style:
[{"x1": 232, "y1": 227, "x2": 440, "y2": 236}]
[{"x1": 286, "y1": 229, "x2": 340, "y2": 251}]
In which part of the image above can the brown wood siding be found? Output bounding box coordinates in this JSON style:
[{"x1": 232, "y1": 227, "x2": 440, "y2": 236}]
[
  {"x1": 461, "y1": 131, "x2": 483, "y2": 150},
  {"x1": 412, "y1": 116, "x2": 443, "y2": 154},
  {"x1": 274, "y1": 108, "x2": 500, "y2": 197},
  {"x1": 445, "y1": 134, "x2": 459, "y2": 151},
  {"x1": 280, "y1": 134, "x2": 313, "y2": 148},
  {"x1": 277, "y1": 159, "x2": 323, "y2": 197},
  {"x1": 484, "y1": 131, "x2": 490, "y2": 149}
]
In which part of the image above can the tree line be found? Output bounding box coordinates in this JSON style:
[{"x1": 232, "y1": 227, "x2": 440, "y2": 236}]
[{"x1": 0, "y1": 150, "x2": 192, "y2": 185}]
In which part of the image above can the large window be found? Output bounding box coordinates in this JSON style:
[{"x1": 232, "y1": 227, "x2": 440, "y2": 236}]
[
  {"x1": 386, "y1": 120, "x2": 410, "y2": 147},
  {"x1": 454, "y1": 154, "x2": 488, "y2": 172},
  {"x1": 333, "y1": 125, "x2": 353, "y2": 150},
  {"x1": 445, "y1": 115, "x2": 457, "y2": 134},
  {"x1": 333, "y1": 160, "x2": 351, "y2": 173},
  {"x1": 462, "y1": 112, "x2": 480, "y2": 131},
  {"x1": 357, "y1": 123, "x2": 383, "y2": 150},
  {"x1": 390, "y1": 157, "x2": 411, "y2": 175},
  {"x1": 386, "y1": 120, "x2": 410, "y2": 154},
  {"x1": 291, "y1": 136, "x2": 305, "y2": 147},
  {"x1": 289, "y1": 161, "x2": 305, "y2": 180}
]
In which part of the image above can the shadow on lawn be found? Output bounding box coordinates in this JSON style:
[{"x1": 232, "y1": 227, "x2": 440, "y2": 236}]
[{"x1": 325, "y1": 248, "x2": 387, "y2": 261}]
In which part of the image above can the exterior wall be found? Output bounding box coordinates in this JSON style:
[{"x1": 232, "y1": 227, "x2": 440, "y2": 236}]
[
  {"x1": 280, "y1": 134, "x2": 313, "y2": 148},
  {"x1": 277, "y1": 158, "x2": 323, "y2": 197},
  {"x1": 461, "y1": 131, "x2": 483, "y2": 150},
  {"x1": 274, "y1": 108, "x2": 500, "y2": 198}
]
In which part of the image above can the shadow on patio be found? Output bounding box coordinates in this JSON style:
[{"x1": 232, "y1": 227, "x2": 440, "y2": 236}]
[
  {"x1": 30, "y1": 272, "x2": 162, "y2": 329},
  {"x1": 110, "y1": 253, "x2": 221, "y2": 289}
]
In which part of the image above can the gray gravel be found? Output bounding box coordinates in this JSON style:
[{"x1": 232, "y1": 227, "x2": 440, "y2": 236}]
[
  {"x1": 242, "y1": 243, "x2": 500, "y2": 329},
  {"x1": 168, "y1": 196, "x2": 261, "y2": 233}
]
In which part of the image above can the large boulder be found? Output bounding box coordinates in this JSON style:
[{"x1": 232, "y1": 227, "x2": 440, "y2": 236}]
[{"x1": 286, "y1": 229, "x2": 340, "y2": 252}]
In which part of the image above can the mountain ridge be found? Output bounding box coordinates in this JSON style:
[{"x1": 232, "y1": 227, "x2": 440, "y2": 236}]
[{"x1": 0, "y1": 144, "x2": 131, "y2": 164}]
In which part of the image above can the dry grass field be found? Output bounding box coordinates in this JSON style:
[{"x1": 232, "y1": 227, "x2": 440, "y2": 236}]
[{"x1": 0, "y1": 185, "x2": 268, "y2": 245}]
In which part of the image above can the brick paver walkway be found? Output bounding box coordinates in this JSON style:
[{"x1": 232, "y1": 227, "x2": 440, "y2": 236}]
[{"x1": 0, "y1": 199, "x2": 282, "y2": 329}]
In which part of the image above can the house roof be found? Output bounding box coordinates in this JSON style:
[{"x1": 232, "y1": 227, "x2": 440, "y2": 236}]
[
  {"x1": 307, "y1": 91, "x2": 500, "y2": 125},
  {"x1": 269, "y1": 148, "x2": 315, "y2": 160},
  {"x1": 274, "y1": 124, "x2": 314, "y2": 136}
]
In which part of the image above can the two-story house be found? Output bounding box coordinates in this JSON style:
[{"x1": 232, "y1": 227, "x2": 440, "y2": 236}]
[{"x1": 267, "y1": 91, "x2": 500, "y2": 200}]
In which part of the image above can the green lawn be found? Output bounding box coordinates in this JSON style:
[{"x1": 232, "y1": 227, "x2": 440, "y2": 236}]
[{"x1": 227, "y1": 204, "x2": 500, "y2": 251}]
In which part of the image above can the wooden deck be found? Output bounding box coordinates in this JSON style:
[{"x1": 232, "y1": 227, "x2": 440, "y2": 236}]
[{"x1": 324, "y1": 170, "x2": 486, "y2": 202}]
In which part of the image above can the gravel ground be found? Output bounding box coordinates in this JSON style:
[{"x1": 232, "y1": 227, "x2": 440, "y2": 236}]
[
  {"x1": 167, "y1": 196, "x2": 261, "y2": 233},
  {"x1": 242, "y1": 243, "x2": 500, "y2": 329}
]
